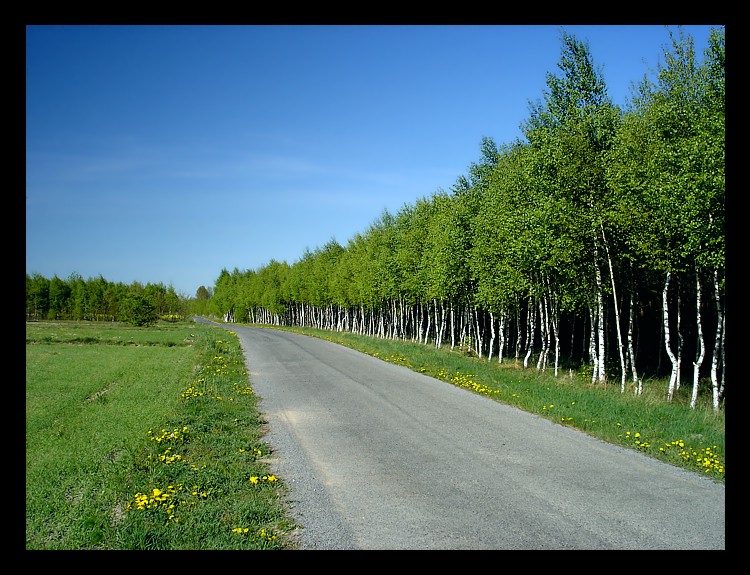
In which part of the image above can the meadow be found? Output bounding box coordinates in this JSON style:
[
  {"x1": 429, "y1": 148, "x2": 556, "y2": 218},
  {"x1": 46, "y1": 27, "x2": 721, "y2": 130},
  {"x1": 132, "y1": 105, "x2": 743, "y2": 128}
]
[
  {"x1": 26, "y1": 320, "x2": 298, "y2": 550},
  {"x1": 26, "y1": 319, "x2": 724, "y2": 550}
]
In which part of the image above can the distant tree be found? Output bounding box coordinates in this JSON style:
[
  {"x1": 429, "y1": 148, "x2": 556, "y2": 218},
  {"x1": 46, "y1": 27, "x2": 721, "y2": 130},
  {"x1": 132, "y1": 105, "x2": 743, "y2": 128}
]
[
  {"x1": 26, "y1": 273, "x2": 50, "y2": 321},
  {"x1": 120, "y1": 293, "x2": 158, "y2": 327},
  {"x1": 47, "y1": 275, "x2": 71, "y2": 320},
  {"x1": 68, "y1": 272, "x2": 87, "y2": 320},
  {"x1": 196, "y1": 285, "x2": 211, "y2": 300}
]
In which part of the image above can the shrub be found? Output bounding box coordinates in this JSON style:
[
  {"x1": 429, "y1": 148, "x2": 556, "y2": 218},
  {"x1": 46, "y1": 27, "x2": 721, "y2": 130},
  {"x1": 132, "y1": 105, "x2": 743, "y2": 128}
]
[{"x1": 121, "y1": 294, "x2": 158, "y2": 327}]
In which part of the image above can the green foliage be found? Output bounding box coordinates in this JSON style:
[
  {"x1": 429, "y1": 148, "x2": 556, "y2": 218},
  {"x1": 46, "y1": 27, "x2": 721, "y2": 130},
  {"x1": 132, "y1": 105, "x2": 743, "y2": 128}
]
[
  {"x1": 26, "y1": 272, "x2": 190, "y2": 322},
  {"x1": 120, "y1": 294, "x2": 158, "y2": 327}
]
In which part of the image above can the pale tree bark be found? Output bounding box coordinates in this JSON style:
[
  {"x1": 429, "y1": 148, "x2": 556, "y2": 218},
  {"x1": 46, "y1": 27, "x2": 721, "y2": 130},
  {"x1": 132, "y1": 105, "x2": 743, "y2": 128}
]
[
  {"x1": 664, "y1": 272, "x2": 679, "y2": 402},
  {"x1": 536, "y1": 297, "x2": 548, "y2": 372},
  {"x1": 488, "y1": 312, "x2": 496, "y2": 362},
  {"x1": 417, "y1": 302, "x2": 424, "y2": 344},
  {"x1": 675, "y1": 290, "x2": 683, "y2": 392},
  {"x1": 497, "y1": 311, "x2": 506, "y2": 364},
  {"x1": 594, "y1": 246, "x2": 606, "y2": 386},
  {"x1": 515, "y1": 306, "x2": 522, "y2": 361},
  {"x1": 690, "y1": 269, "x2": 705, "y2": 409},
  {"x1": 524, "y1": 300, "x2": 535, "y2": 369},
  {"x1": 432, "y1": 300, "x2": 439, "y2": 346},
  {"x1": 450, "y1": 301, "x2": 456, "y2": 350},
  {"x1": 601, "y1": 223, "x2": 627, "y2": 391},
  {"x1": 475, "y1": 307, "x2": 483, "y2": 359},
  {"x1": 628, "y1": 290, "x2": 641, "y2": 395},
  {"x1": 719, "y1": 317, "x2": 725, "y2": 406},
  {"x1": 589, "y1": 306, "x2": 597, "y2": 385},
  {"x1": 549, "y1": 294, "x2": 560, "y2": 377},
  {"x1": 424, "y1": 302, "x2": 432, "y2": 345},
  {"x1": 435, "y1": 299, "x2": 445, "y2": 349},
  {"x1": 710, "y1": 269, "x2": 724, "y2": 411}
]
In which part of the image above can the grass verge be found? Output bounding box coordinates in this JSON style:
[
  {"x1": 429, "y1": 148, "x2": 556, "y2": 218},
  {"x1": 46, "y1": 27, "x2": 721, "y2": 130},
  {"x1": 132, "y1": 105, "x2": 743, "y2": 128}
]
[{"x1": 26, "y1": 320, "x2": 299, "y2": 550}]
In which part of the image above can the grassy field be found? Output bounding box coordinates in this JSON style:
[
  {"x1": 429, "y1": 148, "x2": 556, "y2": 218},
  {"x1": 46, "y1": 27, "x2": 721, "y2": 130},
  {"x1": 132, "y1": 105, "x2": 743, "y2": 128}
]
[
  {"x1": 26, "y1": 320, "x2": 299, "y2": 550},
  {"x1": 26, "y1": 319, "x2": 724, "y2": 550}
]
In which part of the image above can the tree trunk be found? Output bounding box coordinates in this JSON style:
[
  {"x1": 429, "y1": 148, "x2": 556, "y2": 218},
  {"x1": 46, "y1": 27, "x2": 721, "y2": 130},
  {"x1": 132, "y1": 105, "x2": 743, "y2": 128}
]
[
  {"x1": 488, "y1": 312, "x2": 495, "y2": 362},
  {"x1": 677, "y1": 291, "x2": 684, "y2": 391},
  {"x1": 439, "y1": 300, "x2": 446, "y2": 349},
  {"x1": 664, "y1": 272, "x2": 679, "y2": 402},
  {"x1": 594, "y1": 251, "x2": 606, "y2": 386},
  {"x1": 434, "y1": 299, "x2": 442, "y2": 349},
  {"x1": 475, "y1": 307, "x2": 483, "y2": 359},
  {"x1": 589, "y1": 305, "x2": 597, "y2": 385},
  {"x1": 710, "y1": 269, "x2": 724, "y2": 411},
  {"x1": 515, "y1": 305, "x2": 522, "y2": 361},
  {"x1": 690, "y1": 269, "x2": 705, "y2": 409},
  {"x1": 601, "y1": 223, "x2": 626, "y2": 392},
  {"x1": 450, "y1": 301, "x2": 456, "y2": 350},
  {"x1": 424, "y1": 301, "x2": 432, "y2": 346},
  {"x1": 628, "y1": 290, "x2": 641, "y2": 395},
  {"x1": 524, "y1": 300, "x2": 534, "y2": 369},
  {"x1": 498, "y1": 311, "x2": 506, "y2": 364},
  {"x1": 550, "y1": 296, "x2": 559, "y2": 378},
  {"x1": 536, "y1": 297, "x2": 547, "y2": 372}
]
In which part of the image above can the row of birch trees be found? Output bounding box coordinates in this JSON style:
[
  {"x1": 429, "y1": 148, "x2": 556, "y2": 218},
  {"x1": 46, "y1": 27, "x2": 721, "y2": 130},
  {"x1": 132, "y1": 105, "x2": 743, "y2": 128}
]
[{"x1": 212, "y1": 27, "x2": 724, "y2": 409}]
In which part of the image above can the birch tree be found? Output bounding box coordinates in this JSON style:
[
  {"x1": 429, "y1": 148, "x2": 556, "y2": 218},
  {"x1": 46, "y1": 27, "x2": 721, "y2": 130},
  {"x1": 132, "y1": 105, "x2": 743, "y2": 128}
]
[
  {"x1": 613, "y1": 26, "x2": 725, "y2": 404},
  {"x1": 521, "y1": 29, "x2": 620, "y2": 384}
]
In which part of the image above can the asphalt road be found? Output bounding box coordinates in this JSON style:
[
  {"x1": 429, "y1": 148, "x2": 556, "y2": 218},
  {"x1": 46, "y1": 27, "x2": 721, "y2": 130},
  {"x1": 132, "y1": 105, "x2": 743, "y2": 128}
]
[{"x1": 197, "y1": 319, "x2": 725, "y2": 550}]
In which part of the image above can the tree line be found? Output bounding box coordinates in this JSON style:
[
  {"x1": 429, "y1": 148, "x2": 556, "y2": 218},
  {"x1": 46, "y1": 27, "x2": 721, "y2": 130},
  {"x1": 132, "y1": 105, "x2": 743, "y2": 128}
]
[
  {"x1": 25, "y1": 272, "x2": 197, "y2": 326},
  {"x1": 209, "y1": 28, "x2": 725, "y2": 410}
]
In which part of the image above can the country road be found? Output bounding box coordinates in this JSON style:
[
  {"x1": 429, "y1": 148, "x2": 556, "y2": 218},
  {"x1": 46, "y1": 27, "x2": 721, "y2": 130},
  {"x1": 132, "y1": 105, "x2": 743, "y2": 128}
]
[{"x1": 196, "y1": 318, "x2": 725, "y2": 550}]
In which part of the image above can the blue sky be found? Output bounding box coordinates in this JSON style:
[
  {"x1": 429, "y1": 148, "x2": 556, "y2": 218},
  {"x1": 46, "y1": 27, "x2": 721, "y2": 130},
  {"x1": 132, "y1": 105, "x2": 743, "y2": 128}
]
[{"x1": 26, "y1": 24, "x2": 718, "y2": 297}]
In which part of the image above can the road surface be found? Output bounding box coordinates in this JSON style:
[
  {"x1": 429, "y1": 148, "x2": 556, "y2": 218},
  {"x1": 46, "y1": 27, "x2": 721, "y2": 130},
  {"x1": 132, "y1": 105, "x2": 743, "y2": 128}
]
[{"x1": 196, "y1": 319, "x2": 725, "y2": 550}]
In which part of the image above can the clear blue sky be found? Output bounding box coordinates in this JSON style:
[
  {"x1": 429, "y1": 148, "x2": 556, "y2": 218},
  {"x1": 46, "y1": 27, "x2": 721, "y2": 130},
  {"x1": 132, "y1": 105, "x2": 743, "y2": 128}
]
[{"x1": 26, "y1": 24, "x2": 718, "y2": 297}]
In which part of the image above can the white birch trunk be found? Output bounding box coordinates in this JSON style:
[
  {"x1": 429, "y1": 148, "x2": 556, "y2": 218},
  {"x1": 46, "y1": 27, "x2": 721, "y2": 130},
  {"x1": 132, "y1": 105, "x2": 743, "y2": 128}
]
[
  {"x1": 498, "y1": 312, "x2": 506, "y2": 364},
  {"x1": 595, "y1": 254, "x2": 606, "y2": 386},
  {"x1": 536, "y1": 297, "x2": 547, "y2": 372},
  {"x1": 719, "y1": 315, "x2": 725, "y2": 407},
  {"x1": 439, "y1": 300, "x2": 446, "y2": 349},
  {"x1": 710, "y1": 269, "x2": 723, "y2": 411},
  {"x1": 589, "y1": 305, "x2": 598, "y2": 385},
  {"x1": 600, "y1": 224, "x2": 626, "y2": 392},
  {"x1": 690, "y1": 269, "x2": 705, "y2": 409},
  {"x1": 549, "y1": 296, "x2": 559, "y2": 378},
  {"x1": 474, "y1": 308, "x2": 482, "y2": 359},
  {"x1": 524, "y1": 300, "x2": 534, "y2": 369},
  {"x1": 515, "y1": 306, "x2": 522, "y2": 360},
  {"x1": 424, "y1": 302, "x2": 432, "y2": 346},
  {"x1": 450, "y1": 301, "x2": 456, "y2": 350},
  {"x1": 664, "y1": 272, "x2": 679, "y2": 402},
  {"x1": 417, "y1": 302, "x2": 424, "y2": 343},
  {"x1": 488, "y1": 312, "x2": 495, "y2": 363},
  {"x1": 434, "y1": 299, "x2": 441, "y2": 349},
  {"x1": 628, "y1": 291, "x2": 641, "y2": 395},
  {"x1": 676, "y1": 290, "x2": 682, "y2": 392}
]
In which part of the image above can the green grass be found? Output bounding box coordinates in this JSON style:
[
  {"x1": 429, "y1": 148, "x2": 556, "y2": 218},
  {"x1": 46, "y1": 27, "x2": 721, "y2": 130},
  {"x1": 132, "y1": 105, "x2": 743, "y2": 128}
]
[
  {"x1": 26, "y1": 320, "x2": 299, "y2": 550},
  {"x1": 260, "y1": 324, "x2": 725, "y2": 482}
]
